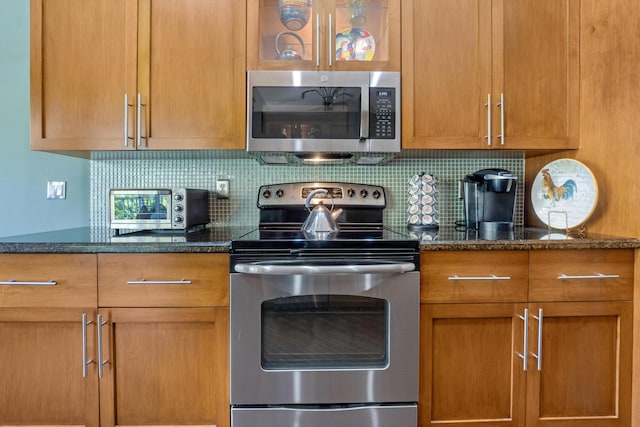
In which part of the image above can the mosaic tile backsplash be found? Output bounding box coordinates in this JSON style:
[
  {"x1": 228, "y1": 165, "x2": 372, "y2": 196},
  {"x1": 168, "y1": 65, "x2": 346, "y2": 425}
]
[{"x1": 90, "y1": 150, "x2": 524, "y2": 229}]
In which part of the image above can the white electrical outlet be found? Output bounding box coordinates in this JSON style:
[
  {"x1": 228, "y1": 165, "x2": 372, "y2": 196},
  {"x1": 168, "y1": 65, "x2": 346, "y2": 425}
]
[
  {"x1": 216, "y1": 179, "x2": 230, "y2": 199},
  {"x1": 47, "y1": 181, "x2": 66, "y2": 200}
]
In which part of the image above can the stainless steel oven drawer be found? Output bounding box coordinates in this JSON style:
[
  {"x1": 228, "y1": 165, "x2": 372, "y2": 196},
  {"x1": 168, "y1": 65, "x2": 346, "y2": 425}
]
[{"x1": 232, "y1": 404, "x2": 417, "y2": 427}]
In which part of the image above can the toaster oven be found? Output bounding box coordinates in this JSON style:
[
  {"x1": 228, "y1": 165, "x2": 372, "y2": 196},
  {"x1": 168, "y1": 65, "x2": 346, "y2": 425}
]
[{"x1": 109, "y1": 188, "x2": 210, "y2": 232}]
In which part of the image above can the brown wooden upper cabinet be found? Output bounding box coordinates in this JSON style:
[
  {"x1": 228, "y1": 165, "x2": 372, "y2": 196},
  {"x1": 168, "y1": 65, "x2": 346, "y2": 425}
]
[
  {"x1": 402, "y1": 0, "x2": 580, "y2": 150},
  {"x1": 247, "y1": 0, "x2": 400, "y2": 71},
  {"x1": 30, "y1": 0, "x2": 246, "y2": 152}
]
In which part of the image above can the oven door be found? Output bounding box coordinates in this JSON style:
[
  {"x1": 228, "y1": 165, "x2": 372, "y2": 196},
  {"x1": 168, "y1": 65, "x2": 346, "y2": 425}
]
[{"x1": 230, "y1": 258, "x2": 419, "y2": 405}]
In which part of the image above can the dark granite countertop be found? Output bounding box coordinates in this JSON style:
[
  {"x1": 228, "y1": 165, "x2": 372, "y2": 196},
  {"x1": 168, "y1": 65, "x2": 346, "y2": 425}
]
[
  {"x1": 413, "y1": 226, "x2": 640, "y2": 251},
  {"x1": 0, "y1": 226, "x2": 638, "y2": 254}
]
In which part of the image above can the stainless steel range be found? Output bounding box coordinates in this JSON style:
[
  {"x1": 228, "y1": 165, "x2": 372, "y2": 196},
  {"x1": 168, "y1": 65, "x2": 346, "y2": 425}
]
[{"x1": 230, "y1": 182, "x2": 420, "y2": 427}]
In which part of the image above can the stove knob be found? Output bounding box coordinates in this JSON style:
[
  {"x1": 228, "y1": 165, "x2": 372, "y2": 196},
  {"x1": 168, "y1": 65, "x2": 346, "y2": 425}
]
[
  {"x1": 360, "y1": 189, "x2": 369, "y2": 198},
  {"x1": 347, "y1": 188, "x2": 356, "y2": 197},
  {"x1": 262, "y1": 189, "x2": 272, "y2": 199},
  {"x1": 275, "y1": 189, "x2": 284, "y2": 198},
  {"x1": 373, "y1": 190, "x2": 382, "y2": 199}
]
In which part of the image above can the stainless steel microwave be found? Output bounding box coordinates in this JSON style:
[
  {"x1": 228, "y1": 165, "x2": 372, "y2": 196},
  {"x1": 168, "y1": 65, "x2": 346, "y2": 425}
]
[
  {"x1": 247, "y1": 71, "x2": 400, "y2": 165},
  {"x1": 109, "y1": 188, "x2": 209, "y2": 233}
]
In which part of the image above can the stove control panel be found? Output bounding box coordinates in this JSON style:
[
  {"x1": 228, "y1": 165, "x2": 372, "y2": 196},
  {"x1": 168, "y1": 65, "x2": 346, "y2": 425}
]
[{"x1": 258, "y1": 182, "x2": 386, "y2": 208}]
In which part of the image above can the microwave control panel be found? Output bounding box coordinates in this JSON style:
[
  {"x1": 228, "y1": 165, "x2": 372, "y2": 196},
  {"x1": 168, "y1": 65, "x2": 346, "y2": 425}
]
[{"x1": 369, "y1": 88, "x2": 396, "y2": 139}]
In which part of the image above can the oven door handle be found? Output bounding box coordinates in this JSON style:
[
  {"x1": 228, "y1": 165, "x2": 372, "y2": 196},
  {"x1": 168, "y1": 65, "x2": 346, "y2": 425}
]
[{"x1": 234, "y1": 262, "x2": 416, "y2": 275}]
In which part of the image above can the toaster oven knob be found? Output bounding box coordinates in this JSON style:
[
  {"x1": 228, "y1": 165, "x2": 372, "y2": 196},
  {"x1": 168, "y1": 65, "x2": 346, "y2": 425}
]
[
  {"x1": 347, "y1": 188, "x2": 355, "y2": 197},
  {"x1": 373, "y1": 190, "x2": 381, "y2": 199},
  {"x1": 360, "y1": 189, "x2": 368, "y2": 198},
  {"x1": 174, "y1": 215, "x2": 184, "y2": 224},
  {"x1": 262, "y1": 189, "x2": 272, "y2": 199},
  {"x1": 275, "y1": 189, "x2": 284, "y2": 198},
  {"x1": 174, "y1": 205, "x2": 183, "y2": 212},
  {"x1": 174, "y1": 194, "x2": 184, "y2": 202}
]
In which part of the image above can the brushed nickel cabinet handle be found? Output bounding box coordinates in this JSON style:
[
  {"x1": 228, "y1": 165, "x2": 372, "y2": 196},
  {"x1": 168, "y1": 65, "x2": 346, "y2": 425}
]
[
  {"x1": 82, "y1": 313, "x2": 94, "y2": 378},
  {"x1": 557, "y1": 273, "x2": 620, "y2": 280},
  {"x1": 485, "y1": 93, "x2": 492, "y2": 145},
  {"x1": 136, "y1": 93, "x2": 147, "y2": 147},
  {"x1": 124, "y1": 94, "x2": 134, "y2": 147},
  {"x1": 517, "y1": 308, "x2": 529, "y2": 371},
  {"x1": 97, "y1": 314, "x2": 109, "y2": 378},
  {"x1": 0, "y1": 280, "x2": 57, "y2": 286},
  {"x1": 531, "y1": 308, "x2": 543, "y2": 371},
  {"x1": 328, "y1": 13, "x2": 333, "y2": 67},
  {"x1": 497, "y1": 93, "x2": 505, "y2": 145},
  {"x1": 316, "y1": 14, "x2": 320, "y2": 67},
  {"x1": 448, "y1": 275, "x2": 511, "y2": 281},
  {"x1": 126, "y1": 279, "x2": 192, "y2": 285}
]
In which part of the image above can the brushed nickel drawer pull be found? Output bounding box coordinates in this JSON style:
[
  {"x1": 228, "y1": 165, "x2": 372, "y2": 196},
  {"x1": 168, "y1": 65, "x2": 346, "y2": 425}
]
[
  {"x1": 557, "y1": 273, "x2": 620, "y2": 280},
  {"x1": 531, "y1": 308, "x2": 543, "y2": 371},
  {"x1": 516, "y1": 308, "x2": 529, "y2": 371},
  {"x1": 126, "y1": 279, "x2": 192, "y2": 285},
  {"x1": 448, "y1": 275, "x2": 511, "y2": 281},
  {"x1": 97, "y1": 314, "x2": 109, "y2": 378},
  {"x1": 0, "y1": 280, "x2": 57, "y2": 286},
  {"x1": 82, "y1": 313, "x2": 94, "y2": 378}
]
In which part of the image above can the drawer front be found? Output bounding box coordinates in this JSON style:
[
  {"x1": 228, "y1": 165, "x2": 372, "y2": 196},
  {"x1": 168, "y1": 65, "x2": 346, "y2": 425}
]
[
  {"x1": 0, "y1": 254, "x2": 97, "y2": 307},
  {"x1": 529, "y1": 249, "x2": 634, "y2": 302},
  {"x1": 98, "y1": 253, "x2": 229, "y2": 307},
  {"x1": 421, "y1": 251, "x2": 529, "y2": 303}
]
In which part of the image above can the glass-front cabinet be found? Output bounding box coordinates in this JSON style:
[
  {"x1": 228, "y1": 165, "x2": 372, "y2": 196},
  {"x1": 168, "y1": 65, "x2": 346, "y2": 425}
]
[{"x1": 247, "y1": 0, "x2": 400, "y2": 71}]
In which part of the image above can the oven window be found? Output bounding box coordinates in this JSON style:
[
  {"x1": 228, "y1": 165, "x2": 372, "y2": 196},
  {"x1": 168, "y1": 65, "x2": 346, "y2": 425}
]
[
  {"x1": 251, "y1": 86, "x2": 362, "y2": 139},
  {"x1": 261, "y1": 295, "x2": 388, "y2": 369}
]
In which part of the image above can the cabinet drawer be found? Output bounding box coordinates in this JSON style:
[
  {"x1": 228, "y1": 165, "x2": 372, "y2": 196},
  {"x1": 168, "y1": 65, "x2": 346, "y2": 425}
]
[
  {"x1": 421, "y1": 251, "x2": 528, "y2": 303},
  {"x1": 0, "y1": 254, "x2": 97, "y2": 307},
  {"x1": 98, "y1": 253, "x2": 229, "y2": 307},
  {"x1": 529, "y1": 249, "x2": 634, "y2": 302}
]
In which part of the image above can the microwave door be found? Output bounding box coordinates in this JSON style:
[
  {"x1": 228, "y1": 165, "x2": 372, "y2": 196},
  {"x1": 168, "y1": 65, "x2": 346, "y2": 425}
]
[{"x1": 249, "y1": 85, "x2": 364, "y2": 153}]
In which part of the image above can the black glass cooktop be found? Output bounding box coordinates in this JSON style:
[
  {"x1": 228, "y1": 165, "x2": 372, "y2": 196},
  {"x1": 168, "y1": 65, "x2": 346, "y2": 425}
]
[{"x1": 230, "y1": 226, "x2": 419, "y2": 253}]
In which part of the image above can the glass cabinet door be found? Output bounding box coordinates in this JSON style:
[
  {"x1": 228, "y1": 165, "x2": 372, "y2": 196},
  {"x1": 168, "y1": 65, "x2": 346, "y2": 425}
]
[{"x1": 247, "y1": 0, "x2": 400, "y2": 70}]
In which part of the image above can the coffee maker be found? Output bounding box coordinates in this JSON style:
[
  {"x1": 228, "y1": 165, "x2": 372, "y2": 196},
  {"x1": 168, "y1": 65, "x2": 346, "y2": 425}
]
[{"x1": 462, "y1": 168, "x2": 518, "y2": 237}]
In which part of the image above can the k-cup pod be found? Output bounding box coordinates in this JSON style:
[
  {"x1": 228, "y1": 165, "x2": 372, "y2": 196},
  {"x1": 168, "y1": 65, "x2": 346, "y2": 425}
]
[
  {"x1": 422, "y1": 194, "x2": 435, "y2": 204},
  {"x1": 408, "y1": 214, "x2": 421, "y2": 224},
  {"x1": 408, "y1": 194, "x2": 419, "y2": 204},
  {"x1": 408, "y1": 185, "x2": 421, "y2": 195},
  {"x1": 408, "y1": 204, "x2": 420, "y2": 215},
  {"x1": 408, "y1": 175, "x2": 421, "y2": 185},
  {"x1": 422, "y1": 215, "x2": 434, "y2": 225},
  {"x1": 422, "y1": 183, "x2": 434, "y2": 193},
  {"x1": 422, "y1": 204, "x2": 436, "y2": 215},
  {"x1": 422, "y1": 174, "x2": 437, "y2": 184}
]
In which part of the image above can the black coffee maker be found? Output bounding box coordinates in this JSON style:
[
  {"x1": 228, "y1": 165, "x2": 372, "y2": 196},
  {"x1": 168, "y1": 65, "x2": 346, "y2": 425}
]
[{"x1": 462, "y1": 168, "x2": 518, "y2": 237}]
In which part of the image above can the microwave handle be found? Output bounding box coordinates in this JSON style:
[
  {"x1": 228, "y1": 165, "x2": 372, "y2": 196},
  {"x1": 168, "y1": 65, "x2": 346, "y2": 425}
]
[{"x1": 360, "y1": 87, "x2": 370, "y2": 141}]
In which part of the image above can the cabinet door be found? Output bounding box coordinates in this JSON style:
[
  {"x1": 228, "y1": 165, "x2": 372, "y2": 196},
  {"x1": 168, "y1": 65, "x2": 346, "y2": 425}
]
[
  {"x1": 0, "y1": 308, "x2": 99, "y2": 427},
  {"x1": 493, "y1": 0, "x2": 579, "y2": 149},
  {"x1": 420, "y1": 303, "x2": 527, "y2": 427},
  {"x1": 98, "y1": 307, "x2": 229, "y2": 427},
  {"x1": 248, "y1": 0, "x2": 399, "y2": 71},
  {"x1": 30, "y1": 0, "x2": 137, "y2": 151},
  {"x1": 138, "y1": 0, "x2": 245, "y2": 149},
  {"x1": 526, "y1": 302, "x2": 632, "y2": 427},
  {"x1": 402, "y1": 0, "x2": 492, "y2": 149}
]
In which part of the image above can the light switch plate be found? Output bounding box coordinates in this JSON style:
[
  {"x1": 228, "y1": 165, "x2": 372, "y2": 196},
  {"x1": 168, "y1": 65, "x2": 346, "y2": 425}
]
[{"x1": 47, "y1": 181, "x2": 66, "y2": 200}]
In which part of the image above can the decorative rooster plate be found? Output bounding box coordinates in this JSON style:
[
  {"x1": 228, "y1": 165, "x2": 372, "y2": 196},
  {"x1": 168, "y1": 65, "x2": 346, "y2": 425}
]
[{"x1": 531, "y1": 159, "x2": 598, "y2": 229}]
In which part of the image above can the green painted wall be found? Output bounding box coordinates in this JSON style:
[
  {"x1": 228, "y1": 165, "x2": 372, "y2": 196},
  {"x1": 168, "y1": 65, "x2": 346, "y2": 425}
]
[{"x1": 0, "y1": 0, "x2": 89, "y2": 237}]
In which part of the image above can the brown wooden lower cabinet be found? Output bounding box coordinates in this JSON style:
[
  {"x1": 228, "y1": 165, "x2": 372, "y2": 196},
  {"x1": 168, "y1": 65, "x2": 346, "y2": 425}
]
[
  {"x1": 0, "y1": 307, "x2": 99, "y2": 426},
  {"x1": 0, "y1": 253, "x2": 230, "y2": 427},
  {"x1": 421, "y1": 301, "x2": 632, "y2": 427},
  {"x1": 99, "y1": 307, "x2": 229, "y2": 427}
]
